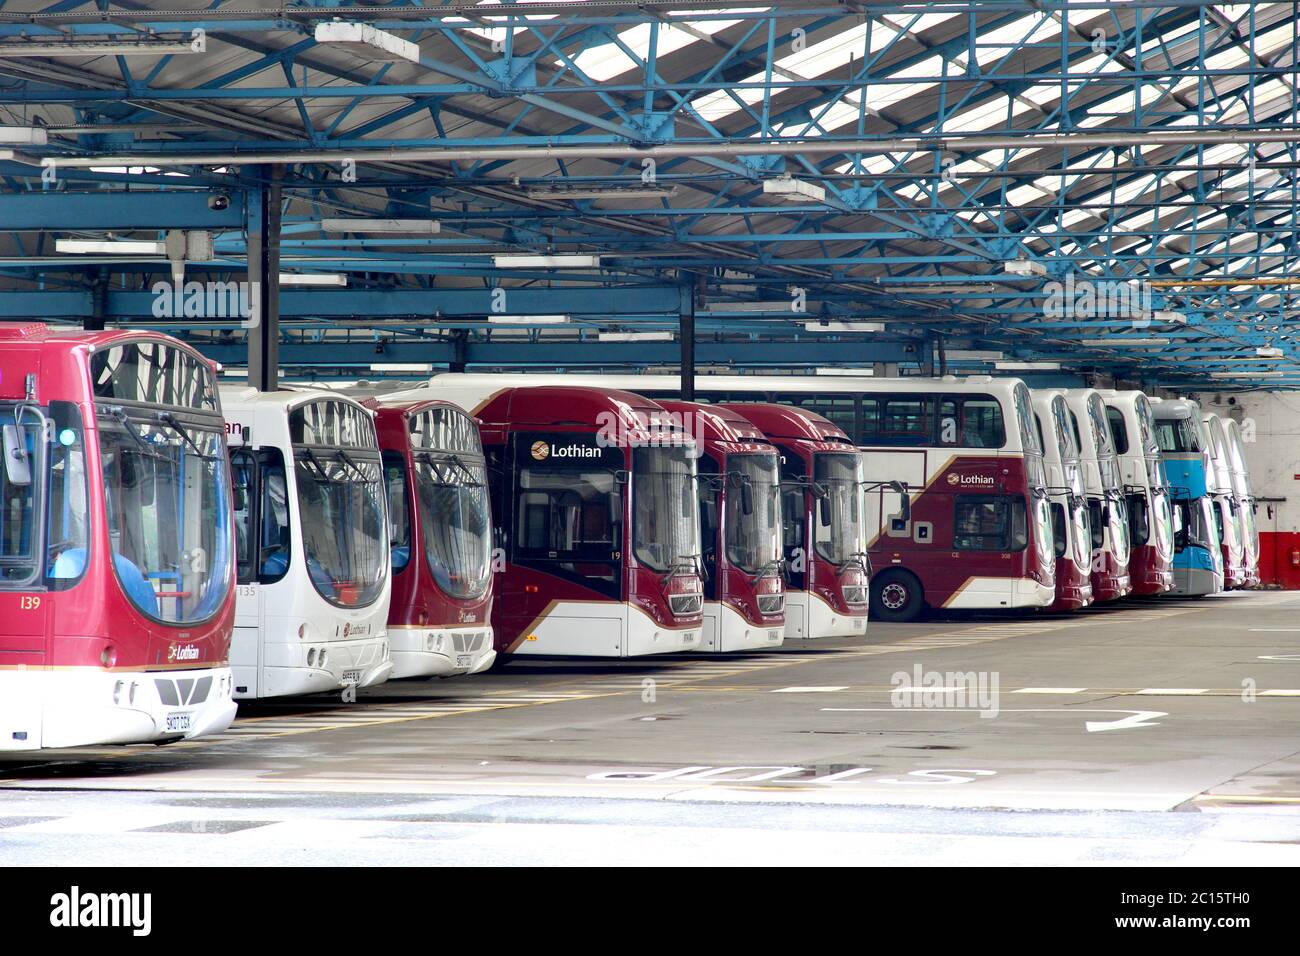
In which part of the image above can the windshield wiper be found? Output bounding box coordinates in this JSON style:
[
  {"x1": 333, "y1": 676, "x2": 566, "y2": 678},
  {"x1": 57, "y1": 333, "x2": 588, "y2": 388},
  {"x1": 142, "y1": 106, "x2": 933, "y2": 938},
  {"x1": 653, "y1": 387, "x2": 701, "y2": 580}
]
[
  {"x1": 336, "y1": 448, "x2": 378, "y2": 484},
  {"x1": 105, "y1": 407, "x2": 167, "y2": 460},
  {"x1": 156, "y1": 412, "x2": 220, "y2": 461},
  {"x1": 298, "y1": 447, "x2": 342, "y2": 484},
  {"x1": 414, "y1": 450, "x2": 483, "y2": 486}
]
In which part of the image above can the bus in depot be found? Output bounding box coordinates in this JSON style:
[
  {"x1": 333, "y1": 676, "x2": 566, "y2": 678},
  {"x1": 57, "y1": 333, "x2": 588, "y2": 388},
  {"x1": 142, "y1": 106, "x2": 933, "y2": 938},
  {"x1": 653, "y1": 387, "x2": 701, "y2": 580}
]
[
  {"x1": 1031, "y1": 389, "x2": 1093, "y2": 611},
  {"x1": 1150, "y1": 398, "x2": 1224, "y2": 597},
  {"x1": 1063, "y1": 389, "x2": 1132, "y2": 603},
  {"x1": 0, "y1": 326, "x2": 237, "y2": 750}
]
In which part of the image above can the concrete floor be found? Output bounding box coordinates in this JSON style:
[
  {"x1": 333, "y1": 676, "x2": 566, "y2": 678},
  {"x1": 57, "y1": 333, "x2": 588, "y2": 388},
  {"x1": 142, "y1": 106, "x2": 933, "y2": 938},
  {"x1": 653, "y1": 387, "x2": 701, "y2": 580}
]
[{"x1": 4, "y1": 589, "x2": 1300, "y2": 864}]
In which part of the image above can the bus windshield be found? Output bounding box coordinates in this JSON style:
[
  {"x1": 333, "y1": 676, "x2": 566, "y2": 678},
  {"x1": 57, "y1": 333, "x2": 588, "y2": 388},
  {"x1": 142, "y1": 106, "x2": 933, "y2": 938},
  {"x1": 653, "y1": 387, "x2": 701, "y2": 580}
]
[
  {"x1": 0, "y1": 402, "x2": 89, "y2": 590},
  {"x1": 294, "y1": 451, "x2": 387, "y2": 608},
  {"x1": 813, "y1": 451, "x2": 865, "y2": 565},
  {"x1": 99, "y1": 409, "x2": 231, "y2": 624},
  {"x1": 413, "y1": 453, "x2": 492, "y2": 600},
  {"x1": 633, "y1": 444, "x2": 700, "y2": 572},
  {"x1": 725, "y1": 452, "x2": 781, "y2": 574}
]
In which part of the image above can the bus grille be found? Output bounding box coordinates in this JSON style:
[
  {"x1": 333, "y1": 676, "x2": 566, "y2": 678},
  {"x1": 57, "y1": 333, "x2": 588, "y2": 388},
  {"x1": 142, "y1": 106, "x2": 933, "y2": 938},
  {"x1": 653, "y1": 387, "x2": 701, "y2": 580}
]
[
  {"x1": 451, "y1": 632, "x2": 486, "y2": 653},
  {"x1": 842, "y1": 585, "x2": 869, "y2": 607},
  {"x1": 154, "y1": 676, "x2": 212, "y2": 707},
  {"x1": 669, "y1": 594, "x2": 703, "y2": 616},
  {"x1": 757, "y1": 593, "x2": 785, "y2": 616}
]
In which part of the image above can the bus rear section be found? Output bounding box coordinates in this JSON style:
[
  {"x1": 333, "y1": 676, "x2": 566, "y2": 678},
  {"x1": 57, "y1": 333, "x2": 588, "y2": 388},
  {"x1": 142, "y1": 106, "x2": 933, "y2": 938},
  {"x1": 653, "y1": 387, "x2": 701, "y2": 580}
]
[
  {"x1": 223, "y1": 389, "x2": 393, "y2": 698},
  {"x1": 418, "y1": 383, "x2": 703, "y2": 657},
  {"x1": 0, "y1": 328, "x2": 237, "y2": 750},
  {"x1": 1032, "y1": 389, "x2": 1094, "y2": 611},
  {"x1": 1151, "y1": 399, "x2": 1223, "y2": 597},
  {"x1": 369, "y1": 399, "x2": 495, "y2": 677},
  {"x1": 718, "y1": 403, "x2": 870, "y2": 637},
  {"x1": 1064, "y1": 389, "x2": 1132, "y2": 603},
  {"x1": 1204, "y1": 413, "x2": 1249, "y2": 589},
  {"x1": 1099, "y1": 390, "x2": 1174, "y2": 596},
  {"x1": 657, "y1": 401, "x2": 785, "y2": 652}
]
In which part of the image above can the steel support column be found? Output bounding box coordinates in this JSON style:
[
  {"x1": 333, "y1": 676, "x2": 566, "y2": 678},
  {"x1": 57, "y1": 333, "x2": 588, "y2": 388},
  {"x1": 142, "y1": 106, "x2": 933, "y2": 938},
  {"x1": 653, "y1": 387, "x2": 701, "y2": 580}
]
[{"x1": 247, "y1": 170, "x2": 282, "y2": 392}]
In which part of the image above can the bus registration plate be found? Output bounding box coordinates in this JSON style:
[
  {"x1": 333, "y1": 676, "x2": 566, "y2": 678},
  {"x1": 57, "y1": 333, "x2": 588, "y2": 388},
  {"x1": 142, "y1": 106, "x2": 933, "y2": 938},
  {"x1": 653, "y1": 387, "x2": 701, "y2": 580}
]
[
  {"x1": 456, "y1": 654, "x2": 473, "y2": 669},
  {"x1": 341, "y1": 669, "x2": 362, "y2": 685},
  {"x1": 165, "y1": 712, "x2": 192, "y2": 733}
]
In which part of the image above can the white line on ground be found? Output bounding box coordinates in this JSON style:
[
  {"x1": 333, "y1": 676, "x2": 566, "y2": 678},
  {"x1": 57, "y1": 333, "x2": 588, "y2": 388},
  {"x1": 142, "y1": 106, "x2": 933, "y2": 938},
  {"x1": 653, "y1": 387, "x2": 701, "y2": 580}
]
[
  {"x1": 772, "y1": 686, "x2": 850, "y2": 693},
  {"x1": 1135, "y1": 688, "x2": 1209, "y2": 695},
  {"x1": 1012, "y1": 687, "x2": 1088, "y2": 694}
]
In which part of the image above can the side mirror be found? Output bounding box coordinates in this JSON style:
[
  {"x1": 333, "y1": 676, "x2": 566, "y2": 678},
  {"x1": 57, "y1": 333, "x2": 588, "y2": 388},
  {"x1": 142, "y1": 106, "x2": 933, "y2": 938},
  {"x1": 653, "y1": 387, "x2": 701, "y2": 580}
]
[
  {"x1": 2, "y1": 424, "x2": 31, "y2": 487},
  {"x1": 681, "y1": 483, "x2": 693, "y2": 519},
  {"x1": 740, "y1": 480, "x2": 754, "y2": 516},
  {"x1": 889, "y1": 480, "x2": 910, "y2": 523},
  {"x1": 818, "y1": 494, "x2": 832, "y2": 527}
]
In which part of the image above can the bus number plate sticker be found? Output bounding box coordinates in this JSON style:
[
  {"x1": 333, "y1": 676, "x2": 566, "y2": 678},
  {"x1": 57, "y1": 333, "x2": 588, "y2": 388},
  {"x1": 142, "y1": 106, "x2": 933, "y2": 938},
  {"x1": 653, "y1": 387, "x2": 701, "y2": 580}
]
[
  {"x1": 165, "y1": 712, "x2": 192, "y2": 733},
  {"x1": 456, "y1": 654, "x2": 473, "y2": 669},
  {"x1": 341, "y1": 669, "x2": 362, "y2": 685}
]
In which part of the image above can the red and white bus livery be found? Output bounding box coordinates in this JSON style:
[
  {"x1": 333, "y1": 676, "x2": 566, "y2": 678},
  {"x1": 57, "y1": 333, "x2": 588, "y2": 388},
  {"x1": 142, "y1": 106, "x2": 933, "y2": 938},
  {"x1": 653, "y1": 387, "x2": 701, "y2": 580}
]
[
  {"x1": 222, "y1": 388, "x2": 393, "y2": 698},
  {"x1": 656, "y1": 401, "x2": 785, "y2": 652},
  {"x1": 715, "y1": 403, "x2": 864, "y2": 640},
  {"x1": 0, "y1": 326, "x2": 237, "y2": 750},
  {"x1": 1032, "y1": 389, "x2": 1094, "y2": 611},
  {"x1": 1063, "y1": 389, "x2": 1132, "y2": 602},
  {"x1": 367, "y1": 398, "x2": 496, "y2": 677},
  {"x1": 1099, "y1": 390, "x2": 1174, "y2": 596},
  {"x1": 410, "y1": 382, "x2": 704, "y2": 657}
]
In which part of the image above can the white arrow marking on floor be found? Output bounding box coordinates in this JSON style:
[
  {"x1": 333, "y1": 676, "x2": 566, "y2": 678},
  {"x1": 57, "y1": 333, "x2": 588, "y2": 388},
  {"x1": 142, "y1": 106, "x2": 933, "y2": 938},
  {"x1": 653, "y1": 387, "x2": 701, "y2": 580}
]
[{"x1": 821, "y1": 707, "x2": 1167, "y2": 732}]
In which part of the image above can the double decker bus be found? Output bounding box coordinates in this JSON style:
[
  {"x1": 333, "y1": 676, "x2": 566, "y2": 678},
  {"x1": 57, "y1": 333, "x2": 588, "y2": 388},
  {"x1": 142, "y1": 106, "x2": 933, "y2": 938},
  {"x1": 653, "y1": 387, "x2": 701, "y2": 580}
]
[
  {"x1": 1098, "y1": 390, "x2": 1174, "y2": 595},
  {"x1": 718, "y1": 403, "x2": 869, "y2": 637},
  {"x1": 1031, "y1": 390, "x2": 1093, "y2": 611},
  {"x1": 409, "y1": 381, "x2": 704, "y2": 657},
  {"x1": 366, "y1": 397, "x2": 495, "y2": 677},
  {"x1": 656, "y1": 401, "x2": 785, "y2": 651},
  {"x1": 1223, "y1": 418, "x2": 1260, "y2": 587},
  {"x1": 221, "y1": 388, "x2": 392, "y2": 698},
  {"x1": 1150, "y1": 398, "x2": 1223, "y2": 596},
  {"x1": 0, "y1": 326, "x2": 237, "y2": 750},
  {"x1": 1063, "y1": 389, "x2": 1132, "y2": 602},
  {"x1": 1203, "y1": 413, "x2": 1249, "y2": 589}
]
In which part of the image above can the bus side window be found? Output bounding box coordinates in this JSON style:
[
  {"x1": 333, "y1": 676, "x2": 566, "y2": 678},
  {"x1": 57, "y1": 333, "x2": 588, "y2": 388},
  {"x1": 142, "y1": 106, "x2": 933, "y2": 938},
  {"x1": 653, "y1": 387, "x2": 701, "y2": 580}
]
[
  {"x1": 1050, "y1": 502, "x2": 1067, "y2": 558},
  {"x1": 230, "y1": 449, "x2": 256, "y2": 584},
  {"x1": 259, "y1": 449, "x2": 291, "y2": 583},
  {"x1": 382, "y1": 451, "x2": 411, "y2": 574}
]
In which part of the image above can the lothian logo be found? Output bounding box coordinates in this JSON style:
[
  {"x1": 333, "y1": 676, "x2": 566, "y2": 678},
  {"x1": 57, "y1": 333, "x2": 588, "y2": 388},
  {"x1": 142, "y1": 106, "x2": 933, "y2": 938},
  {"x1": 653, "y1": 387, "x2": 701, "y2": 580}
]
[
  {"x1": 167, "y1": 644, "x2": 200, "y2": 662},
  {"x1": 530, "y1": 440, "x2": 550, "y2": 461},
  {"x1": 948, "y1": 473, "x2": 995, "y2": 487}
]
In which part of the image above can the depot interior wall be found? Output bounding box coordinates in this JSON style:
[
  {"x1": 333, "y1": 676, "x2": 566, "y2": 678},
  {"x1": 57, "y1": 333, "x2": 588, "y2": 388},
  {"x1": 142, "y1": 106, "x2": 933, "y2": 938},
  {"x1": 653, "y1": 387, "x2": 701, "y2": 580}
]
[{"x1": 1194, "y1": 390, "x2": 1300, "y2": 587}]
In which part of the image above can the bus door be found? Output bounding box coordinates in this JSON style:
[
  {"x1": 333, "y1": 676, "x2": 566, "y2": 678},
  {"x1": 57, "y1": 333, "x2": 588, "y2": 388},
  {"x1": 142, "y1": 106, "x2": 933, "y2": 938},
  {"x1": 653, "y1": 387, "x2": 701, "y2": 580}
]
[
  {"x1": 228, "y1": 445, "x2": 291, "y2": 696},
  {"x1": 0, "y1": 406, "x2": 50, "y2": 655}
]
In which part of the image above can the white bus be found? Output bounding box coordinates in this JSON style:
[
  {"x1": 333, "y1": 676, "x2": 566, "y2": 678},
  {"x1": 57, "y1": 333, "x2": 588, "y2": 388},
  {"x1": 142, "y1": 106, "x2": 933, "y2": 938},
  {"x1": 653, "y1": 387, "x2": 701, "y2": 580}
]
[
  {"x1": 1063, "y1": 389, "x2": 1132, "y2": 602},
  {"x1": 1203, "y1": 413, "x2": 1249, "y2": 589},
  {"x1": 1098, "y1": 390, "x2": 1175, "y2": 595},
  {"x1": 1223, "y1": 417, "x2": 1260, "y2": 586},
  {"x1": 1031, "y1": 389, "x2": 1094, "y2": 611},
  {"x1": 221, "y1": 388, "x2": 393, "y2": 698}
]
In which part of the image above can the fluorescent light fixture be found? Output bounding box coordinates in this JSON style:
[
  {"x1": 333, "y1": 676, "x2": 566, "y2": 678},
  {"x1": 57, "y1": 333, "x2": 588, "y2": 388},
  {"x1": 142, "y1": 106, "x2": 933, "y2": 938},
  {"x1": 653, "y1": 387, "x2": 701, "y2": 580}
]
[
  {"x1": 1079, "y1": 338, "x2": 1168, "y2": 347},
  {"x1": 278, "y1": 273, "x2": 348, "y2": 287},
  {"x1": 525, "y1": 185, "x2": 679, "y2": 201},
  {"x1": 802, "y1": 321, "x2": 886, "y2": 333},
  {"x1": 1153, "y1": 310, "x2": 1188, "y2": 324},
  {"x1": 222, "y1": 368, "x2": 248, "y2": 378},
  {"x1": 321, "y1": 218, "x2": 440, "y2": 234},
  {"x1": 314, "y1": 22, "x2": 420, "y2": 62},
  {"x1": 56, "y1": 239, "x2": 165, "y2": 255},
  {"x1": 705, "y1": 301, "x2": 811, "y2": 313},
  {"x1": 815, "y1": 367, "x2": 875, "y2": 376},
  {"x1": 0, "y1": 149, "x2": 44, "y2": 166},
  {"x1": 995, "y1": 361, "x2": 1061, "y2": 371},
  {"x1": 370, "y1": 363, "x2": 434, "y2": 373},
  {"x1": 1004, "y1": 258, "x2": 1047, "y2": 277},
  {"x1": 0, "y1": 39, "x2": 200, "y2": 57},
  {"x1": 492, "y1": 254, "x2": 601, "y2": 269},
  {"x1": 946, "y1": 349, "x2": 1004, "y2": 361},
  {"x1": 1257, "y1": 346, "x2": 1285, "y2": 358},
  {"x1": 598, "y1": 331, "x2": 674, "y2": 342},
  {"x1": 0, "y1": 127, "x2": 47, "y2": 147},
  {"x1": 763, "y1": 175, "x2": 826, "y2": 203},
  {"x1": 1210, "y1": 370, "x2": 1284, "y2": 379},
  {"x1": 486, "y1": 314, "x2": 571, "y2": 325}
]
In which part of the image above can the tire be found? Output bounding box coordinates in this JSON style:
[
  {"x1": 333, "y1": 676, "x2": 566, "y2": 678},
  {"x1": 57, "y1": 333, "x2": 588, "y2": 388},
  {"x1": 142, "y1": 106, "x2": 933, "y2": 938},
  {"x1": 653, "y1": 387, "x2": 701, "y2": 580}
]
[{"x1": 870, "y1": 569, "x2": 926, "y2": 623}]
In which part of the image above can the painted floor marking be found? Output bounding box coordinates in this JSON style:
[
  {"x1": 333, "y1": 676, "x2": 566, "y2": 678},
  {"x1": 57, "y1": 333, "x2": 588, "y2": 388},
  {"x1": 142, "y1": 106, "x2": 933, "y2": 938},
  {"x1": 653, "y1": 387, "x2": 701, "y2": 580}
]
[
  {"x1": 772, "y1": 686, "x2": 850, "y2": 693},
  {"x1": 1012, "y1": 687, "x2": 1089, "y2": 694},
  {"x1": 1135, "y1": 688, "x2": 1209, "y2": 695}
]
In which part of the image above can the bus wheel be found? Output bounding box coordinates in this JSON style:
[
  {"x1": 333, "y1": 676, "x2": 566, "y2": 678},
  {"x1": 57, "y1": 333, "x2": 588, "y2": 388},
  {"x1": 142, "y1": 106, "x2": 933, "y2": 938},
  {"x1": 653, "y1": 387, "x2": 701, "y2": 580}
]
[{"x1": 870, "y1": 570, "x2": 925, "y2": 623}]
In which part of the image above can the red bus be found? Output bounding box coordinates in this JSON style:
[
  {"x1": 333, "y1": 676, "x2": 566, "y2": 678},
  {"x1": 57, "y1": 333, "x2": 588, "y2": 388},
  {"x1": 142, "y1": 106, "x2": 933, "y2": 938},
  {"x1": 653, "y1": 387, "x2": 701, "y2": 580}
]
[
  {"x1": 719, "y1": 403, "x2": 870, "y2": 638},
  {"x1": 367, "y1": 398, "x2": 496, "y2": 677},
  {"x1": 403, "y1": 382, "x2": 705, "y2": 657},
  {"x1": 0, "y1": 324, "x2": 237, "y2": 750},
  {"x1": 656, "y1": 400, "x2": 785, "y2": 652}
]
